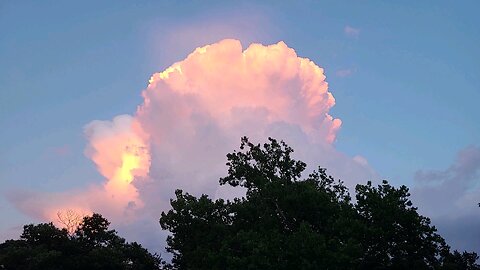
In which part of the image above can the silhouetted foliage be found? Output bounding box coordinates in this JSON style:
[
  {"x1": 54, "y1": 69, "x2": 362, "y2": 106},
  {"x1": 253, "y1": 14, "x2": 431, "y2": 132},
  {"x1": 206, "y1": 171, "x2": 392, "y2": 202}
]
[
  {"x1": 0, "y1": 213, "x2": 163, "y2": 270},
  {"x1": 355, "y1": 180, "x2": 448, "y2": 269},
  {"x1": 160, "y1": 136, "x2": 479, "y2": 270},
  {"x1": 441, "y1": 250, "x2": 480, "y2": 270},
  {"x1": 2, "y1": 137, "x2": 478, "y2": 269}
]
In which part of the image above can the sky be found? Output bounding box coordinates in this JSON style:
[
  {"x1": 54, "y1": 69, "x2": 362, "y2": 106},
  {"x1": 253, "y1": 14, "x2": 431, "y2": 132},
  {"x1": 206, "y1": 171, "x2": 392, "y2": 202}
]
[{"x1": 1, "y1": 1, "x2": 479, "y2": 255}]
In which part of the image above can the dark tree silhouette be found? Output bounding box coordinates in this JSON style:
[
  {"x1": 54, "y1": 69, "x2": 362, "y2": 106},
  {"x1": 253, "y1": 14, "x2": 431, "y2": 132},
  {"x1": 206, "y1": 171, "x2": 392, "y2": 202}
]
[
  {"x1": 0, "y1": 213, "x2": 163, "y2": 270},
  {"x1": 2, "y1": 137, "x2": 478, "y2": 269},
  {"x1": 160, "y1": 136, "x2": 479, "y2": 270}
]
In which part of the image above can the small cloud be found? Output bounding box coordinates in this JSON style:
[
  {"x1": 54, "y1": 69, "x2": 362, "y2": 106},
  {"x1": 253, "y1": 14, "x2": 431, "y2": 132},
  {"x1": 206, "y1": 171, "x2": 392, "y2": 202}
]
[
  {"x1": 353, "y1": 155, "x2": 369, "y2": 167},
  {"x1": 336, "y1": 68, "x2": 355, "y2": 78},
  {"x1": 414, "y1": 170, "x2": 448, "y2": 184},
  {"x1": 52, "y1": 145, "x2": 71, "y2": 157},
  {"x1": 344, "y1": 25, "x2": 360, "y2": 38}
]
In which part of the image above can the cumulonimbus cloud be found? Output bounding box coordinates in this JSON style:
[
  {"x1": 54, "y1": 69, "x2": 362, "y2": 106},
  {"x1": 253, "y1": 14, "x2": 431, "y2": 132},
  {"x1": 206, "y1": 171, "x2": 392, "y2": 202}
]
[{"x1": 8, "y1": 39, "x2": 378, "y2": 251}]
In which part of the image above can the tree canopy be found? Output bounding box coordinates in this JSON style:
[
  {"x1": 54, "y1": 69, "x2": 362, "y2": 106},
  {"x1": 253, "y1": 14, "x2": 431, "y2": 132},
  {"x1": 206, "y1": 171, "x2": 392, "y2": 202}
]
[
  {"x1": 160, "y1": 137, "x2": 479, "y2": 270},
  {"x1": 1, "y1": 137, "x2": 478, "y2": 269},
  {"x1": 0, "y1": 213, "x2": 163, "y2": 270}
]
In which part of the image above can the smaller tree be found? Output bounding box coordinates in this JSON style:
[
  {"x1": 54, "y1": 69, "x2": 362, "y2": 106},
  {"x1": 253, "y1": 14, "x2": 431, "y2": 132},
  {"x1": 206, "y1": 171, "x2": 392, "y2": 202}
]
[
  {"x1": 21, "y1": 222, "x2": 69, "y2": 247},
  {"x1": 57, "y1": 209, "x2": 84, "y2": 235},
  {"x1": 0, "y1": 213, "x2": 164, "y2": 270},
  {"x1": 75, "y1": 213, "x2": 119, "y2": 247}
]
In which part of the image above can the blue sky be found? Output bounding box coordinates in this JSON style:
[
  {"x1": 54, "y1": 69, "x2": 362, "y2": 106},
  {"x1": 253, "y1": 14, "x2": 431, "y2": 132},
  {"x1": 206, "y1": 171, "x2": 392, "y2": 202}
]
[{"x1": 1, "y1": 1, "x2": 479, "y2": 252}]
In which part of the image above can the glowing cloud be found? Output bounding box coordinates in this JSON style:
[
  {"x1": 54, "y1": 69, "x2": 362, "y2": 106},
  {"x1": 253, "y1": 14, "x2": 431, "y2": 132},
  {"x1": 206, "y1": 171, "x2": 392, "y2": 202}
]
[
  {"x1": 141, "y1": 39, "x2": 341, "y2": 144},
  {"x1": 9, "y1": 115, "x2": 151, "y2": 228},
  {"x1": 131, "y1": 39, "x2": 377, "y2": 216},
  {"x1": 9, "y1": 39, "x2": 377, "y2": 250},
  {"x1": 84, "y1": 114, "x2": 150, "y2": 208}
]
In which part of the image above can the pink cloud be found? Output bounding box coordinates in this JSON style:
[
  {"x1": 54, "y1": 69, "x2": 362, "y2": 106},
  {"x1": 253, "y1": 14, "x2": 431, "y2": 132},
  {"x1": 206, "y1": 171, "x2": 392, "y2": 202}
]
[
  {"x1": 9, "y1": 39, "x2": 378, "y2": 251},
  {"x1": 142, "y1": 39, "x2": 341, "y2": 144}
]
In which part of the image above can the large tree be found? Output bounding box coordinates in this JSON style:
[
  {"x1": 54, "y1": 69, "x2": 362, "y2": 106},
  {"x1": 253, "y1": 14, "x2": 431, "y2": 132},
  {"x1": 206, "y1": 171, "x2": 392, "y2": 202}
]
[
  {"x1": 0, "y1": 213, "x2": 163, "y2": 270},
  {"x1": 160, "y1": 137, "x2": 479, "y2": 270}
]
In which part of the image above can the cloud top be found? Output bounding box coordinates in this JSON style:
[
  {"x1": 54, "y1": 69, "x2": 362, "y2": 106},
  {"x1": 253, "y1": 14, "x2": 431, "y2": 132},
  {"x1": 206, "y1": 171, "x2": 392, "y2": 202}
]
[{"x1": 143, "y1": 39, "x2": 341, "y2": 144}]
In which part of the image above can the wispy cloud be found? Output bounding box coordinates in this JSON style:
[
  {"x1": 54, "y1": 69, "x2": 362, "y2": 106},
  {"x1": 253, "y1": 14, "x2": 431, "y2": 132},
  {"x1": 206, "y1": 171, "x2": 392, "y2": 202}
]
[
  {"x1": 52, "y1": 145, "x2": 71, "y2": 157},
  {"x1": 344, "y1": 25, "x2": 360, "y2": 38},
  {"x1": 336, "y1": 68, "x2": 355, "y2": 78}
]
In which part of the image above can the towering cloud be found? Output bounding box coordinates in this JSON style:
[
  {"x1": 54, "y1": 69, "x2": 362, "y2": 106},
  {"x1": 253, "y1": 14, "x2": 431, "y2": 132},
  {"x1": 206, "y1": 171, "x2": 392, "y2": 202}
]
[
  {"x1": 141, "y1": 39, "x2": 341, "y2": 144},
  {"x1": 8, "y1": 39, "x2": 377, "y2": 250}
]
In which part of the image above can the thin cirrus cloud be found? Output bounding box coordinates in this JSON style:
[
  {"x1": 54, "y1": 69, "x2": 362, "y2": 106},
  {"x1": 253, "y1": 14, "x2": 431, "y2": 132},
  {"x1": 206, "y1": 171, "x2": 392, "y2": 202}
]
[{"x1": 8, "y1": 39, "x2": 378, "y2": 251}]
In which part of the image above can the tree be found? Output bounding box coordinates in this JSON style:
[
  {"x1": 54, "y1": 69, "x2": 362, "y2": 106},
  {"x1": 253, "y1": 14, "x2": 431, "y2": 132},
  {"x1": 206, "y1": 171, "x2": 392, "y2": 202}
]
[
  {"x1": 57, "y1": 209, "x2": 84, "y2": 235},
  {"x1": 160, "y1": 136, "x2": 479, "y2": 270},
  {"x1": 355, "y1": 180, "x2": 447, "y2": 269},
  {"x1": 441, "y1": 250, "x2": 480, "y2": 270},
  {"x1": 0, "y1": 223, "x2": 70, "y2": 269},
  {"x1": 0, "y1": 213, "x2": 163, "y2": 270},
  {"x1": 75, "y1": 213, "x2": 119, "y2": 248}
]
